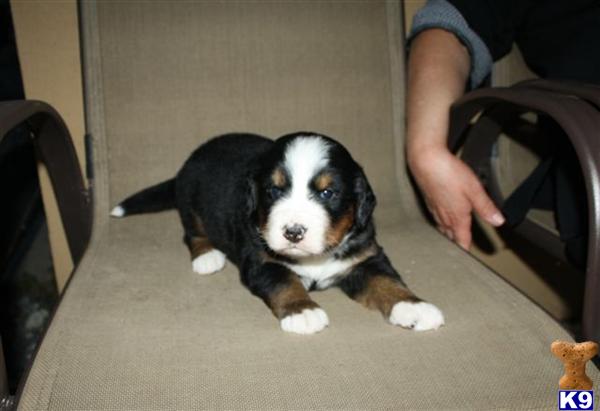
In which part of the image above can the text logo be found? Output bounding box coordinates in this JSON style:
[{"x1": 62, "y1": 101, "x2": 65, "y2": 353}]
[{"x1": 559, "y1": 390, "x2": 594, "y2": 410}]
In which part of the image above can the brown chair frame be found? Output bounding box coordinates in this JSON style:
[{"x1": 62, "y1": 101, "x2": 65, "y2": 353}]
[
  {"x1": 0, "y1": 100, "x2": 92, "y2": 408},
  {"x1": 449, "y1": 80, "x2": 600, "y2": 342}
]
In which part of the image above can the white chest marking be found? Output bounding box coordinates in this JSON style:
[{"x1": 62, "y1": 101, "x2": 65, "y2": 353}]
[{"x1": 285, "y1": 256, "x2": 358, "y2": 290}]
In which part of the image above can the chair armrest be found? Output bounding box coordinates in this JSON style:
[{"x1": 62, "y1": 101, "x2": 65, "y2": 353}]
[
  {"x1": 448, "y1": 82, "x2": 600, "y2": 342},
  {"x1": 0, "y1": 100, "x2": 91, "y2": 410},
  {"x1": 516, "y1": 79, "x2": 600, "y2": 109},
  {"x1": 0, "y1": 100, "x2": 92, "y2": 264}
]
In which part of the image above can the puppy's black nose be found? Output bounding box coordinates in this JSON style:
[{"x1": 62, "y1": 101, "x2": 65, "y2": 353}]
[{"x1": 283, "y1": 224, "x2": 307, "y2": 243}]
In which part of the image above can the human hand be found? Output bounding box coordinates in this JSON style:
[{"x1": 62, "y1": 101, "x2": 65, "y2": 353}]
[{"x1": 408, "y1": 146, "x2": 505, "y2": 250}]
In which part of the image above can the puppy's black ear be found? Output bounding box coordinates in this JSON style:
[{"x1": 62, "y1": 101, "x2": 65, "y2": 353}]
[{"x1": 354, "y1": 168, "x2": 376, "y2": 229}]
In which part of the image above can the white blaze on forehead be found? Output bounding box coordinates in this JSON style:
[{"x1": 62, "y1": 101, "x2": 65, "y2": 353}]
[
  {"x1": 264, "y1": 136, "x2": 331, "y2": 257},
  {"x1": 283, "y1": 136, "x2": 330, "y2": 185}
]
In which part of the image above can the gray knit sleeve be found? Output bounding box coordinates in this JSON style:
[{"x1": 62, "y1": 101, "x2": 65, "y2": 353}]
[{"x1": 408, "y1": 0, "x2": 493, "y2": 89}]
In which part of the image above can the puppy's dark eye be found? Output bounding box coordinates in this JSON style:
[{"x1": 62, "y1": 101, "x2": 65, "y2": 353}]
[
  {"x1": 318, "y1": 189, "x2": 334, "y2": 200},
  {"x1": 268, "y1": 186, "x2": 284, "y2": 200}
]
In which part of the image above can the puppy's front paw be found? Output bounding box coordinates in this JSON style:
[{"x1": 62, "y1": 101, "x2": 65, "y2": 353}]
[
  {"x1": 192, "y1": 249, "x2": 226, "y2": 275},
  {"x1": 280, "y1": 308, "x2": 329, "y2": 335},
  {"x1": 389, "y1": 301, "x2": 444, "y2": 331}
]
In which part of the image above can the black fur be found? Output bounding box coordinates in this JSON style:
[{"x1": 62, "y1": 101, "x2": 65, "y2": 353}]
[
  {"x1": 114, "y1": 132, "x2": 436, "y2": 330},
  {"x1": 174, "y1": 133, "x2": 273, "y2": 264},
  {"x1": 117, "y1": 179, "x2": 176, "y2": 215}
]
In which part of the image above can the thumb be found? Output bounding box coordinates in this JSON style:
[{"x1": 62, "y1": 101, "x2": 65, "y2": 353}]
[{"x1": 470, "y1": 185, "x2": 505, "y2": 227}]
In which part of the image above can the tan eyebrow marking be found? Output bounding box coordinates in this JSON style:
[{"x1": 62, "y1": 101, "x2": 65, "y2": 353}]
[
  {"x1": 271, "y1": 167, "x2": 287, "y2": 187},
  {"x1": 314, "y1": 172, "x2": 333, "y2": 191}
]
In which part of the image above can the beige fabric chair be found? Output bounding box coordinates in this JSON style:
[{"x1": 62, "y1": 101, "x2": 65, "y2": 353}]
[{"x1": 16, "y1": 2, "x2": 598, "y2": 409}]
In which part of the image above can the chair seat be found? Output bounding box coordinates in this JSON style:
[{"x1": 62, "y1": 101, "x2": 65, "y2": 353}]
[{"x1": 18, "y1": 210, "x2": 595, "y2": 410}]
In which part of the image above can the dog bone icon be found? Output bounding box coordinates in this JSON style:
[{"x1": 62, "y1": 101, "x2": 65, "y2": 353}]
[{"x1": 551, "y1": 340, "x2": 598, "y2": 390}]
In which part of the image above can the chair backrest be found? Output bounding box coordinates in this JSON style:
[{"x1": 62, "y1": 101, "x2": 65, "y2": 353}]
[{"x1": 81, "y1": 1, "x2": 418, "y2": 228}]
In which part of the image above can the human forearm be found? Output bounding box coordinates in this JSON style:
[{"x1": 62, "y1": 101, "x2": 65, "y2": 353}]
[
  {"x1": 406, "y1": 28, "x2": 470, "y2": 165},
  {"x1": 405, "y1": 28, "x2": 503, "y2": 249}
]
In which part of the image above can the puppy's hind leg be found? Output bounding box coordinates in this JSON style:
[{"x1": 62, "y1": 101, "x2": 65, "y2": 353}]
[
  {"x1": 187, "y1": 236, "x2": 226, "y2": 276},
  {"x1": 181, "y1": 212, "x2": 226, "y2": 275}
]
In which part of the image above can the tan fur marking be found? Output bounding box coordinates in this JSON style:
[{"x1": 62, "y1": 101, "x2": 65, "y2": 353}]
[
  {"x1": 268, "y1": 275, "x2": 319, "y2": 319},
  {"x1": 192, "y1": 213, "x2": 207, "y2": 236},
  {"x1": 358, "y1": 243, "x2": 378, "y2": 259},
  {"x1": 329, "y1": 243, "x2": 379, "y2": 280},
  {"x1": 326, "y1": 206, "x2": 355, "y2": 247},
  {"x1": 272, "y1": 167, "x2": 286, "y2": 187},
  {"x1": 188, "y1": 212, "x2": 213, "y2": 259},
  {"x1": 189, "y1": 237, "x2": 213, "y2": 259},
  {"x1": 258, "y1": 251, "x2": 276, "y2": 264},
  {"x1": 356, "y1": 276, "x2": 418, "y2": 317},
  {"x1": 350, "y1": 243, "x2": 378, "y2": 266},
  {"x1": 314, "y1": 172, "x2": 333, "y2": 191}
]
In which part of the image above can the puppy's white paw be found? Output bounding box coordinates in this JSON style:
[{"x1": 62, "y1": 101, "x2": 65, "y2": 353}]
[
  {"x1": 280, "y1": 308, "x2": 329, "y2": 335},
  {"x1": 192, "y1": 249, "x2": 226, "y2": 275},
  {"x1": 389, "y1": 301, "x2": 445, "y2": 331}
]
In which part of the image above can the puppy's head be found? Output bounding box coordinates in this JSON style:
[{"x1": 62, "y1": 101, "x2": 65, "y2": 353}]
[{"x1": 249, "y1": 133, "x2": 375, "y2": 258}]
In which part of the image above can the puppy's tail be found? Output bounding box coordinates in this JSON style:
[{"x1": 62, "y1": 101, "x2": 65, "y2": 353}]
[{"x1": 110, "y1": 178, "x2": 176, "y2": 218}]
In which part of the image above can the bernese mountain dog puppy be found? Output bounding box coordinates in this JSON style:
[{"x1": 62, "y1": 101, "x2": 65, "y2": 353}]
[{"x1": 111, "y1": 132, "x2": 444, "y2": 335}]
